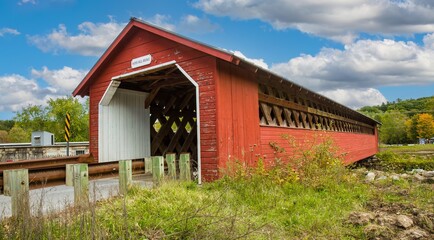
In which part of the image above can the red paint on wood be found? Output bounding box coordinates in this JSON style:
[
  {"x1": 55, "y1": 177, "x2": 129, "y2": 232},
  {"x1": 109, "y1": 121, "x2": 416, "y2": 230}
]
[
  {"x1": 84, "y1": 25, "x2": 219, "y2": 173},
  {"x1": 215, "y1": 60, "x2": 261, "y2": 173},
  {"x1": 259, "y1": 126, "x2": 378, "y2": 166}
]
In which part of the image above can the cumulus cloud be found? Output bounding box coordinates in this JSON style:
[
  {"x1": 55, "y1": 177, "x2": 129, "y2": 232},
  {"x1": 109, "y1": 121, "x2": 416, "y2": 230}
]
[
  {"x1": 179, "y1": 15, "x2": 220, "y2": 33},
  {"x1": 0, "y1": 67, "x2": 88, "y2": 112},
  {"x1": 0, "y1": 28, "x2": 20, "y2": 37},
  {"x1": 318, "y1": 88, "x2": 387, "y2": 109},
  {"x1": 31, "y1": 66, "x2": 88, "y2": 95},
  {"x1": 145, "y1": 14, "x2": 176, "y2": 31},
  {"x1": 28, "y1": 20, "x2": 126, "y2": 56},
  {"x1": 145, "y1": 14, "x2": 220, "y2": 34},
  {"x1": 271, "y1": 37, "x2": 434, "y2": 92},
  {"x1": 195, "y1": 0, "x2": 434, "y2": 43},
  {"x1": 0, "y1": 75, "x2": 54, "y2": 112},
  {"x1": 269, "y1": 35, "x2": 434, "y2": 108},
  {"x1": 232, "y1": 50, "x2": 269, "y2": 69}
]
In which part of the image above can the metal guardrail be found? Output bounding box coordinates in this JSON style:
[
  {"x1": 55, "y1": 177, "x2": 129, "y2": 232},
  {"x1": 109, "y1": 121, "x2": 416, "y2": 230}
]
[{"x1": 0, "y1": 155, "x2": 145, "y2": 194}]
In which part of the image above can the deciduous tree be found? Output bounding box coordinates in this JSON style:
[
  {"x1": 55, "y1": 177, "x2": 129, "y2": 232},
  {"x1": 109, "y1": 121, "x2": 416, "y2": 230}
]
[
  {"x1": 416, "y1": 113, "x2": 434, "y2": 139},
  {"x1": 379, "y1": 111, "x2": 409, "y2": 144}
]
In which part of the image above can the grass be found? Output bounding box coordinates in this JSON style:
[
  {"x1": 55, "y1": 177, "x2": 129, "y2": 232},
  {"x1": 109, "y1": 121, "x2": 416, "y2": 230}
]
[
  {"x1": 380, "y1": 144, "x2": 434, "y2": 152},
  {"x1": 1, "y1": 140, "x2": 433, "y2": 239},
  {"x1": 375, "y1": 151, "x2": 434, "y2": 171}
]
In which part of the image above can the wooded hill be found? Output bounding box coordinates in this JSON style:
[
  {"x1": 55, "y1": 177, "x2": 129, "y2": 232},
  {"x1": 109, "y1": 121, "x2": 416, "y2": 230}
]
[{"x1": 358, "y1": 96, "x2": 434, "y2": 144}]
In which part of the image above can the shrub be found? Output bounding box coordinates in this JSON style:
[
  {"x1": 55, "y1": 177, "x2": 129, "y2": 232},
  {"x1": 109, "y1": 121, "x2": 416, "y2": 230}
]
[{"x1": 376, "y1": 151, "x2": 434, "y2": 171}]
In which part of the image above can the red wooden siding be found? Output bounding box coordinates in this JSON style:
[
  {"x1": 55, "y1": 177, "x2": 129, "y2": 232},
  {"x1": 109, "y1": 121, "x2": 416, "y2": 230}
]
[
  {"x1": 260, "y1": 126, "x2": 379, "y2": 165},
  {"x1": 216, "y1": 60, "x2": 261, "y2": 173},
  {"x1": 87, "y1": 28, "x2": 219, "y2": 173}
]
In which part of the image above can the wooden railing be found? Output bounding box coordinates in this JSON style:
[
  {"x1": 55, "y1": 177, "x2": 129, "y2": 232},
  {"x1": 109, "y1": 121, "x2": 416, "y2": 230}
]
[{"x1": 258, "y1": 84, "x2": 375, "y2": 134}]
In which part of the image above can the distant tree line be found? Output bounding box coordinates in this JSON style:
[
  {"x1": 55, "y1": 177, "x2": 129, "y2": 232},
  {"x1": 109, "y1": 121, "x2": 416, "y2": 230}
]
[
  {"x1": 359, "y1": 96, "x2": 434, "y2": 144},
  {"x1": 0, "y1": 97, "x2": 89, "y2": 143}
]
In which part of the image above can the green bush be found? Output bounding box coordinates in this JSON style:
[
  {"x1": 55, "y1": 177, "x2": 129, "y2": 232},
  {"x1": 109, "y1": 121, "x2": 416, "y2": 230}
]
[{"x1": 376, "y1": 151, "x2": 434, "y2": 171}]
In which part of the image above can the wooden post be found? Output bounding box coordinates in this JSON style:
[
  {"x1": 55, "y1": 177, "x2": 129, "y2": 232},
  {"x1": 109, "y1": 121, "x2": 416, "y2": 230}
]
[
  {"x1": 65, "y1": 164, "x2": 74, "y2": 186},
  {"x1": 165, "y1": 153, "x2": 176, "y2": 180},
  {"x1": 73, "y1": 163, "x2": 89, "y2": 205},
  {"x1": 152, "y1": 156, "x2": 164, "y2": 185},
  {"x1": 144, "y1": 157, "x2": 152, "y2": 174},
  {"x1": 179, "y1": 153, "x2": 191, "y2": 181},
  {"x1": 3, "y1": 169, "x2": 30, "y2": 218},
  {"x1": 119, "y1": 160, "x2": 132, "y2": 195}
]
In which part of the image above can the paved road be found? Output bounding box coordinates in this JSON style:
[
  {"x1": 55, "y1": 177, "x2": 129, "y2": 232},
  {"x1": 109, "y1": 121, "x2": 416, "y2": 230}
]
[{"x1": 0, "y1": 174, "x2": 153, "y2": 218}]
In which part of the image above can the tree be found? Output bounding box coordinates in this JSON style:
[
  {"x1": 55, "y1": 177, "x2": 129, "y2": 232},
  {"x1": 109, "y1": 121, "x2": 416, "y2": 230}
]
[
  {"x1": 416, "y1": 113, "x2": 434, "y2": 139},
  {"x1": 13, "y1": 97, "x2": 89, "y2": 142},
  {"x1": 0, "y1": 120, "x2": 15, "y2": 131},
  {"x1": 378, "y1": 111, "x2": 409, "y2": 144},
  {"x1": 46, "y1": 97, "x2": 89, "y2": 142},
  {"x1": 14, "y1": 105, "x2": 50, "y2": 132},
  {"x1": 8, "y1": 125, "x2": 29, "y2": 143},
  {"x1": 0, "y1": 130, "x2": 8, "y2": 143},
  {"x1": 405, "y1": 116, "x2": 418, "y2": 143}
]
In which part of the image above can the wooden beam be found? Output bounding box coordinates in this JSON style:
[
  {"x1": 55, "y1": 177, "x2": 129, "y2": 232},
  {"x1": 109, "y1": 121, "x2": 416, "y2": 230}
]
[
  {"x1": 259, "y1": 93, "x2": 374, "y2": 129},
  {"x1": 145, "y1": 87, "x2": 160, "y2": 109}
]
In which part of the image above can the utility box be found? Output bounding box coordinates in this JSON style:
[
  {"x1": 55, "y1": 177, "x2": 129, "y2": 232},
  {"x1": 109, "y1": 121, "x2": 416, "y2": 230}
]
[{"x1": 31, "y1": 131, "x2": 54, "y2": 146}]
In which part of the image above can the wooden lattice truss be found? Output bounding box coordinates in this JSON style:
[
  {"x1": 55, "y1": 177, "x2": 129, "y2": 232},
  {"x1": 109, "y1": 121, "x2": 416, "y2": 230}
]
[
  {"x1": 258, "y1": 82, "x2": 375, "y2": 134},
  {"x1": 118, "y1": 66, "x2": 198, "y2": 162}
]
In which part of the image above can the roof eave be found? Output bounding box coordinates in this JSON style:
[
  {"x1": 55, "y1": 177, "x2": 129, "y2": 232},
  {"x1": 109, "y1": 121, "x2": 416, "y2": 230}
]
[{"x1": 72, "y1": 18, "x2": 235, "y2": 97}]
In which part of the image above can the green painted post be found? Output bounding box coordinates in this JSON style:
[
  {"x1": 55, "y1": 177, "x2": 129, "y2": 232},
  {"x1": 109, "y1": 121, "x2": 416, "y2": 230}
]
[
  {"x1": 144, "y1": 157, "x2": 152, "y2": 174},
  {"x1": 119, "y1": 160, "x2": 132, "y2": 195},
  {"x1": 3, "y1": 169, "x2": 30, "y2": 218},
  {"x1": 166, "y1": 153, "x2": 177, "y2": 180},
  {"x1": 65, "y1": 164, "x2": 74, "y2": 186},
  {"x1": 152, "y1": 156, "x2": 164, "y2": 185},
  {"x1": 179, "y1": 153, "x2": 191, "y2": 181},
  {"x1": 73, "y1": 163, "x2": 89, "y2": 205}
]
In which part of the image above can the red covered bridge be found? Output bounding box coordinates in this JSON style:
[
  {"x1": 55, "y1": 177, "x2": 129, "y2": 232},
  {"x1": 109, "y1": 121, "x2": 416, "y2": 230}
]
[{"x1": 73, "y1": 18, "x2": 379, "y2": 182}]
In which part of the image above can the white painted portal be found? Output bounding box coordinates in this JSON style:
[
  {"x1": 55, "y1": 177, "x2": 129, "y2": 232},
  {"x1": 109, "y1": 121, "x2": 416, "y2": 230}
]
[{"x1": 98, "y1": 88, "x2": 150, "y2": 162}]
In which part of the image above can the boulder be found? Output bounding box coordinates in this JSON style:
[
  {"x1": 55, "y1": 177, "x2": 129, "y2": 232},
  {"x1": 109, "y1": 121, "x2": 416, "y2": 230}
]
[
  {"x1": 366, "y1": 172, "x2": 376, "y2": 182},
  {"x1": 396, "y1": 215, "x2": 414, "y2": 229},
  {"x1": 421, "y1": 171, "x2": 434, "y2": 178},
  {"x1": 348, "y1": 212, "x2": 374, "y2": 225}
]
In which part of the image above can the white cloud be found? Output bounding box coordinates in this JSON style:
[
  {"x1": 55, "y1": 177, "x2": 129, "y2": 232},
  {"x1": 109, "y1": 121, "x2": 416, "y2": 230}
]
[
  {"x1": 31, "y1": 66, "x2": 88, "y2": 95},
  {"x1": 145, "y1": 14, "x2": 176, "y2": 31},
  {"x1": 145, "y1": 14, "x2": 220, "y2": 34},
  {"x1": 0, "y1": 67, "x2": 88, "y2": 112},
  {"x1": 0, "y1": 75, "x2": 54, "y2": 112},
  {"x1": 271, "y1": 36, "x2": 434, "y2": 92},
  {"x1": 28, "y1": 20, "x2": 126, "y2": 56},
  {"x1": 232, "y1": 50, "x2": 269, "y2": 69},
  {"x1": 195, "y1": 0, "x2": 434, "y2": 43},
  {"x1": 0, "y1": 28, "x2": 20, "y2": 37},
  {"x1": 28, "y1": 15, "x2": 219, "y2": 56},
  {"x1": 318, "y1": 88, "x2": 387, "y2": 109},
  {"x1": 268, "y1": 34, "x2": 434, "y2": 108},
  {"x1": 18, "y1": 0, "x2": 36, "y2": 5},
  {"x1": 179, "y1": 15, "x2": 220, "y2": 33}
]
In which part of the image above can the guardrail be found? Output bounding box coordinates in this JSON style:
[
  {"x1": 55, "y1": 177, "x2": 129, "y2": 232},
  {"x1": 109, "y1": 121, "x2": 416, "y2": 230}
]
[{"x1": 0, "y1": 155, "x2": 145, "y2": 194}]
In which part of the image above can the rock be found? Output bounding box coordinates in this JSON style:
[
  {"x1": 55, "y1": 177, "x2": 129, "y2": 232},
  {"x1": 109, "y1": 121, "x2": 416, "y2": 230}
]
[
  {"x1": 377, "y1": 175, "x2": 388, "y2": 181},
  {"x1": 421, "y1": 171, "x2": 434, "y2": 178},
  {"x1": 364, "y1": 224, "x2": 394, "y2": 239},
  {"x1": 348, "y1": 212, "x2": 374, "y2": 225},
  {"x1": 366, "y1": 172, "x2": 376, "y2": 182},
  {"x1": 414, "y1": 174, "x2": 426, "y2": 182},
  {"x1": 411, "y1": 169, "x2": 425, "y2": 174},
  {"x1": 401, "y1": 173, "x2": 410, "y2": 179},
  {"x1": 376, "y1": 212, "x2": 397, "y2": 226},
  {"x1": 396, "y1": 215, "x2": 414, "y2": 229},
  {"x1": 398, "y1": 227, "x2": 429, "y2": 239},
  {"x1": 391, "y1": 175, "x2": 400, "y2": 181}
]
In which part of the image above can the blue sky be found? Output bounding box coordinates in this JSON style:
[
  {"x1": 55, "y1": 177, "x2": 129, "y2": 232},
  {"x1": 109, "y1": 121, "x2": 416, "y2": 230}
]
[{"x1": 1, "y1": 0, "x2": 434, "y2": 120}]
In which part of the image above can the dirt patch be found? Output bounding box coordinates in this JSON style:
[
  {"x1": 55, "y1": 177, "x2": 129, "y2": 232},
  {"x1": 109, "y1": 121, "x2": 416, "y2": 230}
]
[{"x1": 348, "y1": 196, "x2": 433, "y2": 239}]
